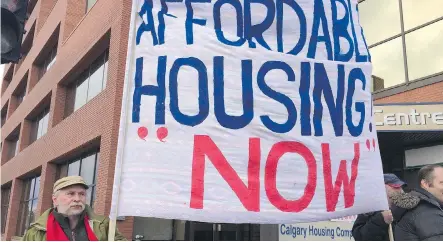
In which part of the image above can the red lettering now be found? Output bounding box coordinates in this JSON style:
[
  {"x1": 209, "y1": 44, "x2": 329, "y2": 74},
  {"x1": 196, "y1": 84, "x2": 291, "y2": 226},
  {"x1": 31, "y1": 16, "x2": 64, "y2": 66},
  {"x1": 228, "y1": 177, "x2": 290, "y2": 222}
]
[
  {"x1": 190, "y1": 135, "x2": 360, "y2": 213},
  {"x1": 265, "y1": 141, "x2": 317, "y2": 212},
  {"x1": 190, "y1": 135, "x2": 260, "y2": 211},
  {"x1": 322, "y1": 143, "x2": 360, "y2": 212}
]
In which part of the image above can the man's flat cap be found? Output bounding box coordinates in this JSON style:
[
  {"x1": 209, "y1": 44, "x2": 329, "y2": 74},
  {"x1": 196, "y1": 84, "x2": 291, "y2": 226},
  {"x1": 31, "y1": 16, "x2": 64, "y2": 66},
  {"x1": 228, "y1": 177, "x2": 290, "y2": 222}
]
[{"x1": 53, "y1": 176, "x2": 89, "y2": 193}]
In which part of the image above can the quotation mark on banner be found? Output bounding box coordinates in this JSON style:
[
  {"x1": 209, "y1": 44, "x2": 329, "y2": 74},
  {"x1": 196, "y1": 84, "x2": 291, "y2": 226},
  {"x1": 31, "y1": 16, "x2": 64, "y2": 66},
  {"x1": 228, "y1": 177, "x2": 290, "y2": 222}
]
[
  {"x1": 137, "y1": 126, "x2": 168, "y2": 142},
  {"x1": 369, "y1": 99, "x2": 374, "y2": 132},
  {"x1": 365, "y1": 138, "x2": 376, "y2": 151}
]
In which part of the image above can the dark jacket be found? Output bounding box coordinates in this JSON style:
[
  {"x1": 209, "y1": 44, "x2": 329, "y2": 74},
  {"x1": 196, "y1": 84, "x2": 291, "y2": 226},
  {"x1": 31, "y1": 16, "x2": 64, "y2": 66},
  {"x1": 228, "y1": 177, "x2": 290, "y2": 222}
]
[
  {"x1": 352, "y1": 211, "x2": 390, "y2": 241},
  {"x1": 352, "y1": 196, "x2": 407, "y2": 241},
  {"x1": 393, "y1": 188, "x2": 443, "y2": 241}
]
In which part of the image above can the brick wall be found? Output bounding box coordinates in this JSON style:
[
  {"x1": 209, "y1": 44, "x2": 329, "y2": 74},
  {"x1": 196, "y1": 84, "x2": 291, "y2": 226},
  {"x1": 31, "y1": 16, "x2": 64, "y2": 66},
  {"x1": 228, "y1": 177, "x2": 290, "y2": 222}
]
[
  {"x1": 374, "y1": 81, "x2": 443, "y2": 104},
  {"x1": 1, "y1": 0, "x2": 133, "y2": 239}
]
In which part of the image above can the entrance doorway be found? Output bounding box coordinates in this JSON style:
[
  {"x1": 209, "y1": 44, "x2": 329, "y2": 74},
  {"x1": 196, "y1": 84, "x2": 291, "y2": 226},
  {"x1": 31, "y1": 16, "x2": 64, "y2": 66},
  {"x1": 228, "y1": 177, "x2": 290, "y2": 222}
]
[{"x1": 186, "y1": 222, "x2": 254, "y2": 241}]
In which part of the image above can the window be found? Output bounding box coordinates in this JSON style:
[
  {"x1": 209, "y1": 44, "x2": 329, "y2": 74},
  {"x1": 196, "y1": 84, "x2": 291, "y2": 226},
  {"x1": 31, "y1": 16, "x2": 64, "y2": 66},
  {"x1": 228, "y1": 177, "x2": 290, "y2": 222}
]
[
  {"x1": 358, "y1": 0, "x2": 443, "y2": 91},
  {"x1": 402, "y1": 0, "x2": 443, "y2": 30},
  {"x1": 2, "y1": 66, "x2": 13, "y2": 93},
  {"x1": 1, "y1": 108, "x2": 6, "y2": 127},
  {"x1": 15, "y1": 23, "x2": 35, "y2": 72},
  {"x1": 8, "y1": 137, "x2": 19, "y2": 160},
  {"x1": 17, "y1": 176, "x2": 40, "y2": 236},
  {"x1": 1, "y1": 188, "x2": 11, "y2": 234},
  {"x1": 65, "y1": 152, "x2": 99, "y2": 206},
  {"x1": 13, "y1": 74, "x2": 28, "y2": 110},
  {"x1": 359, "y1": 0, "x2": 401, "y2": 45},
  {"x1": 30, "y1": 108, "x2": 50, "y2": 143},
  {"x1": 405, "y1": 20, "x2": 443, "y2": 80},
  {"x1": 72, "y1": 51, "x2": 108, "y2": 112},
  {"x1": 39, "y1": 45, "x2": 57, "y2": 79},
  {"x1": 87, "y1": 0, "x2": 97, "y2": 12},
  {"x1": 15, "y1": 88, "x2": 26, "y2": 107},
  {"x1": 369, "y1": 37, "x2": 405, "y2": 88}
]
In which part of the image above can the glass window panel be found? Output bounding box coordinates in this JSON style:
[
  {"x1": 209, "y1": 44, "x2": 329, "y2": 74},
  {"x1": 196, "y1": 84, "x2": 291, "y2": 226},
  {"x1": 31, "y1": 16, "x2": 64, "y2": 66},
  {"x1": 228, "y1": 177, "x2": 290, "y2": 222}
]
[
  {"x1": 47, "y1": 56, "x2": 56, "y2": 71},
  {"x1": 17, "y1": 93, "x2": 24, "y2": 106},
  {"x1": 36, "y1": 115, "x2": 43, "y2": 139},
  {"x1": 1, "y1": 189, "x2": 10, "y2": 204},
  {"x1": 95, "y1": 152, "x2": 100, "y2": 180},
  {"x1": 68, "y1": 160, "x2": 81, "y2": 176},
  {"x1": 14, "y1": 139, "x2": 19, "y2": 156},
  {"x1": 25, "y1": 204, "x2": 32, "y2": 231},
  {"x1": 402, "y1": 0, "x2": 443, "y2": 30},
  {"x1": 29, "y1": 199, "x2": 38, "y2": 226},
  {"x1": 17, "y1": 201, "x2": 30, "y2": 235},
  {"x1": 87, "y1": 0, "x2": 97, "y2": 11},
  {"x1": 21, "y1": 182, "x2": 30, "y2": 201},
  {"x1": 33, "y1": 177, "x2": 40, "y2": 199},
  {"x1": 41, "y1": 111, "x2": 49, "y2": 136},
  {"x1": 92, "y1": 186, "x2": 96, "y2": 206},
  {"x1": 369, "y1": 37, "x2": 405, "y2": 89},
  {"x1": 86, "y1": 187, "x2": 92, "y2": 206},
  {"x1": 74, "y1": 75, "x2": 89, "y2": 111},
  {"x1": 102, "y1": 60, "x2": 108, "y2": 89},
  {"x1": 1, "y1": 191, "x2": 8, "y2": 233},
  {"x1": 406, "y1": 20, "x2": 443, "y2": 80},
  {"x1": 359, "y1": 0, "x2": 401, "y2": 45},
  {"x1": 80, "y1": 154, "x2": 96, "y2": 185},
  {"x1": 28, "y1": 178, "x2": 35, "y2": 200},
  {"x1": 9, "y1": 140, "x2": 17, "y2": 159},
  {"x1": 59, "y1": 164, "x2": 69, "y2": 178},
  {"x1": 87, "y1": 60, "x2": 105, "y2": 102}
]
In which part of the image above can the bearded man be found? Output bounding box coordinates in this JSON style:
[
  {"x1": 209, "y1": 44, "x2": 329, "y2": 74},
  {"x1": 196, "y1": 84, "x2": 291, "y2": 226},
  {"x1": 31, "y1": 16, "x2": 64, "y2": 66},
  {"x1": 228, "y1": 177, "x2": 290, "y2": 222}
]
[{"x1": 23, "y1": 176, "x2": 126, "y2": 241}]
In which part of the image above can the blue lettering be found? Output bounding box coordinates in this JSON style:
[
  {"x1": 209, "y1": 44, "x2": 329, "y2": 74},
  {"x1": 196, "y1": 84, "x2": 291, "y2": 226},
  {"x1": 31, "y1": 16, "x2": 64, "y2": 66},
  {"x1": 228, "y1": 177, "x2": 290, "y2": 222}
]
[
  {"x1": 346, "y1": 68, "x2": 366, "y2": 136},
  {"x1": 257, "y1": 61, "x2": 297, "y2": 133},
  {"x1": 213, "y1": 0, "x2": 246, "y2": 46},
  {"x1": 244, "y1": 0, "x2": 274, "y2": 50},
  {"x1": 313, "y1": 63, "x2": 345, "y2": 136},
  {"x1": 276, "y1": 0, "x2": 307, "y2": 55},
  {"x1": 331, "y1": 0, "x2": 354, "y2": 62},
  {"x1": 157, "y1": 0, "x2": 179, "y2": 45},
  {"x1": 214, "y1": 57, "x2": 253, "y2": 129},
  {"x1": 185, "y1": 0, "x2": 210, "y2": 45},
  {"x1": 132, "y1": 57, "x2": 166, "y2": 124},
  {"x1": 136, "y1": 0, "x2": 158, "y2": 46},
  {"x1": 169, "y1": 57, "x2": 209, "y2": 126},
  {"x1": 299, "y1": 62, "x2": 312, "y2": 136},
  {"x1": 308, "y1": 0, "x2": 333, "y2": 60},
  {"x1": 280, "y1": 224, "x2": 286, "y2": 235}
]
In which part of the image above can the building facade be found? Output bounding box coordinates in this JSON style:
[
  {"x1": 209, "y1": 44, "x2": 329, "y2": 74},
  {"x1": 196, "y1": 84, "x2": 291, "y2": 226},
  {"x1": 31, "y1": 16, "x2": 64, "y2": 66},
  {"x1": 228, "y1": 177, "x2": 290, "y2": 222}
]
[
  {"x1": 1, "y1": 0, "x2": 442, "y2": 241},
  {"x1": 359, "y1": 0, "x2": 443, "y2": 189},
  {"x1": 1, "y1": 0, "x2": 135, "y2": 240}
]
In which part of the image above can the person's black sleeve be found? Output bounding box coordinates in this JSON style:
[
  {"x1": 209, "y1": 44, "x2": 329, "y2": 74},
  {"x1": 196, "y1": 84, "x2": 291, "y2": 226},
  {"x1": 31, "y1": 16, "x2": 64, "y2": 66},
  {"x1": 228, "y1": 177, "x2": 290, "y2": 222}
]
[{"x1": 352, "y1": 212, "x2": 389, "y2": 241}]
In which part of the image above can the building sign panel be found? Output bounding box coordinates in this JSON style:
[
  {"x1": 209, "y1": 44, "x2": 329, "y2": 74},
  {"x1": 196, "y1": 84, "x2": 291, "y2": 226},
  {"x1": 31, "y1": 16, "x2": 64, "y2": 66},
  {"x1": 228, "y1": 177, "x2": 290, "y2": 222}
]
[
  {"x1": 374, "y1": 103, "x2": 443, "y2": 131},
  {"x1": 279, "y1": 220, "x2": 355, "y2": 241}
]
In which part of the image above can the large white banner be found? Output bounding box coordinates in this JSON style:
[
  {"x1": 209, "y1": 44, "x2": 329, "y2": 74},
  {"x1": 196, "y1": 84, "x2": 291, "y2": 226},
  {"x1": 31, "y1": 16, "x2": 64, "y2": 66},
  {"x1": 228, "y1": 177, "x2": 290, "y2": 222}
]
[{"x1": 111, "y1": 0, "x2": 388, "y2": 224}]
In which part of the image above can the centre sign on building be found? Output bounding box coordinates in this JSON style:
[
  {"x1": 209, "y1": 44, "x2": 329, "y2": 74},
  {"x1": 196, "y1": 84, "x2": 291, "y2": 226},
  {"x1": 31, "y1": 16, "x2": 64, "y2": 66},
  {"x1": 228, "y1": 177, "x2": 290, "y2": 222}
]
[{"x1": 374, "y1": 103, "x2": 443, "y2": 131}]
